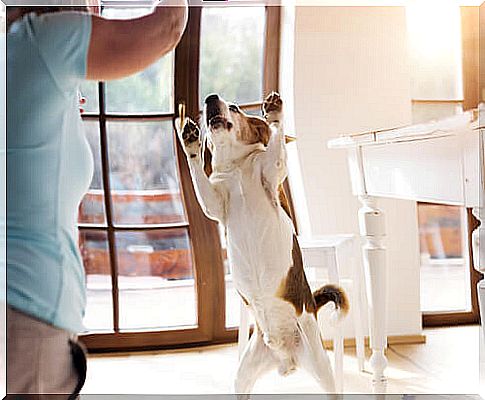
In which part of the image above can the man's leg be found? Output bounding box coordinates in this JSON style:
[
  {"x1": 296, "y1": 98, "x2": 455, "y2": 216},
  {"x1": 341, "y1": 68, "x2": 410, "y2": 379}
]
[{"x1": 7, "y1": 306, "x2": 86, "y2": 398}]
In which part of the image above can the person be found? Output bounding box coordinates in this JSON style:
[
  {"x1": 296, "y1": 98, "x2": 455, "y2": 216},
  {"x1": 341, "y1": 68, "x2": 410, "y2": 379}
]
[{"x1": 6, "y1": 0, "x2": 188, "y2": 396}]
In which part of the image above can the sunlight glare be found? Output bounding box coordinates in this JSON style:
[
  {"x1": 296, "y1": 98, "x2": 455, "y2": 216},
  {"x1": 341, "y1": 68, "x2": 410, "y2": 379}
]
[{"x1": 406, "y1": 0, "x2": 463, "y2": 100}]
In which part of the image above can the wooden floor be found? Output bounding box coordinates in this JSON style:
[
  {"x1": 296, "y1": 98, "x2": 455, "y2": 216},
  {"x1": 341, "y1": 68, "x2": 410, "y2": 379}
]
[{"x1": 82, "y1": 325, "x2": 480, "y2": 395}]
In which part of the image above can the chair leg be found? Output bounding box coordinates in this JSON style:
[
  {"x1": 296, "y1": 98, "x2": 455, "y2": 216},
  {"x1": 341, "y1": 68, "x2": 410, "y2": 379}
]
[
  {"x1": 238, "y1": 299, "x2": 250, "y2": 359},
  {"x1": 333, "y1": 331, "x2": 344, "y2": 393},
  {"x1": 351, "y1": 242, "x2": 366, "y2": 372},
  {"x1": 328, "y1": 250, "x2": 344, "y2": 392}
]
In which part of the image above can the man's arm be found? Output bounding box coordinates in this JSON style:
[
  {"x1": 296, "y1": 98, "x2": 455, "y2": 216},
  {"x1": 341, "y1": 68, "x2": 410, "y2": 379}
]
[{"x1": 86, "y1": 0, "x2": 188, "y2": 81}]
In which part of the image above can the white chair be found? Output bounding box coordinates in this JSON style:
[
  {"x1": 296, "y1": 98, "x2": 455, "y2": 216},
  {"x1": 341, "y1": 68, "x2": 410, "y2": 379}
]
[{"x1": 238, "y1": 234, "x2": 366, "y2": 393}]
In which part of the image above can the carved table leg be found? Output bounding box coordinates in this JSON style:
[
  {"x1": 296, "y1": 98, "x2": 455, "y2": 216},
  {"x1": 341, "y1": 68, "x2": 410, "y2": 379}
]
[{"x1": 358, "y1": 195, "x2": 388, "y2": 389}]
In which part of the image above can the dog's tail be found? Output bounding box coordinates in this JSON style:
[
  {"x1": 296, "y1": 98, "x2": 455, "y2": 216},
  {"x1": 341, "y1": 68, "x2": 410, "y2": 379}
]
[{"x1": 313, "y1": 284, "x2": 349, "y2": 318}]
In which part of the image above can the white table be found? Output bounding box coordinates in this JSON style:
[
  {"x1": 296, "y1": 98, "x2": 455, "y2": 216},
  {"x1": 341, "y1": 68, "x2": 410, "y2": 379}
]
[{"x1": 328, "y1": 109, "x2": 484, "y2": 389}]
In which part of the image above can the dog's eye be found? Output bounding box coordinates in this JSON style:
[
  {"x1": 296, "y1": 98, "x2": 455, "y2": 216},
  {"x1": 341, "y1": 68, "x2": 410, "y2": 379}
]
[{"x1": 228, "y1": 104, "x2": 240, "y2": 113}]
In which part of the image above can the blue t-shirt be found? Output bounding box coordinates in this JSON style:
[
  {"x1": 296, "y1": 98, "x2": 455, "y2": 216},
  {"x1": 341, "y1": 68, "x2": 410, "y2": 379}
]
[{"x1": 7, "y1": 12, "x2": 93, "y2": 333}]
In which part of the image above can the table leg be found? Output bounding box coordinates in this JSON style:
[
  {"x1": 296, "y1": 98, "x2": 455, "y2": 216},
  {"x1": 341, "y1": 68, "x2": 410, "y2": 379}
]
[
  {"x1": 351, "y1": 237, "x2": 367, "y2": 372},
  {"x1": 358, "y1": 195, "x2": 388, "y2": 388}
]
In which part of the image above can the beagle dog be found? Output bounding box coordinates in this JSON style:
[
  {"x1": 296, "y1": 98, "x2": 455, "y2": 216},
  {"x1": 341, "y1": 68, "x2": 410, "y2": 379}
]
[{"x1": 176, "y1": 92, "x2": 348, "y2": 395}]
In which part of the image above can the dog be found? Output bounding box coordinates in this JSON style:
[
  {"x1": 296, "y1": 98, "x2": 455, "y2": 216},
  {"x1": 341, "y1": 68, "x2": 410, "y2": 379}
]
[{"x1": 176, "y1": 92, "x2": 348, "y2": 395}]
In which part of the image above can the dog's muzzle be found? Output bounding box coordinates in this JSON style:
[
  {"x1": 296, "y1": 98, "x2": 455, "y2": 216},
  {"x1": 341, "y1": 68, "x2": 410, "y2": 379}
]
[{"x1": 205, "y1": 94, "x2": 233, "y2": 130}]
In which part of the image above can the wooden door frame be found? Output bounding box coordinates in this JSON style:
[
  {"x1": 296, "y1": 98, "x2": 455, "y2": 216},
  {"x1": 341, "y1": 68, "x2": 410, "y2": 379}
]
[{"x1": 421, "y1": 6, "x2": 483, "y2": 328}]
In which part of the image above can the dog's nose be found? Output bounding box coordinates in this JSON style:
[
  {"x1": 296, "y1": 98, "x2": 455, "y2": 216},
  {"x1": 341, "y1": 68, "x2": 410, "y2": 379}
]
[{"x1": 205, "y1": 94, "x2": 219, "y2": 104}]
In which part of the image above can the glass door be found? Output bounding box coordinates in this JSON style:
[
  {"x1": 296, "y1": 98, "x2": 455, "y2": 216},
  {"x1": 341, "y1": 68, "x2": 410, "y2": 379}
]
[
  {"x1": 77, "y1": 3, "x2": 281, "y2": 350},
  {"x1": 78, "y1": 6, "x2": 223, "y2": 350},
  {"x1": 418, "y1": 203, "x2": 481, "y2": 325}
]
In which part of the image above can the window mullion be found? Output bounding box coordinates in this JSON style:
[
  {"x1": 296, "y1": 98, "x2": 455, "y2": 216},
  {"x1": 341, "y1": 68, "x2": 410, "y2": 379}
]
[
  {"x1": 98, "y1": 81, "x2": 121, "y2": 333},
  {"x1": 263, "y1": 6, "x2": 281, "y2": 96},
  {"x1": 104, "y1": 114, "x2": 175, "y2": 121}
]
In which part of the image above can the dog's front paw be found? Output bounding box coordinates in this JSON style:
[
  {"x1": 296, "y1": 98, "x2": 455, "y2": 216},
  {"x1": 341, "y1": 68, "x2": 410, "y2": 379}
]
[
  {"x1": 263, "y1": 91, "x2": 283, "y2": 123},
  {"x1": 177, "y1": 118, "x2": 201, "y2": 159}
]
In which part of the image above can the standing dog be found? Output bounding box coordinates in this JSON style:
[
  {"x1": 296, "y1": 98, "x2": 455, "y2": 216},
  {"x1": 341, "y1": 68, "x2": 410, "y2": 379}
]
[{"x1": 176, "y1": 92, "x2": 348, "y2": 394}]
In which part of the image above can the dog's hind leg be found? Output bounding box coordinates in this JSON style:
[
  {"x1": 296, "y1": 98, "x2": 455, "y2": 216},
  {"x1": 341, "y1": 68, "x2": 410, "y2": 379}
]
[
  {"x1": 296, "y1": 315, "x2": 337, "y2": 394},
  {"x1": 235, "y1": 327, "x2": 277, "y2": 396}
]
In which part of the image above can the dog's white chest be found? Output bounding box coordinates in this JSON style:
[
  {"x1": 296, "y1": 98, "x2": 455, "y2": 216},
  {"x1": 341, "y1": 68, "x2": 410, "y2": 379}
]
[{"x1": 211, "y1": 158, "x2": 294, "y2": 299}]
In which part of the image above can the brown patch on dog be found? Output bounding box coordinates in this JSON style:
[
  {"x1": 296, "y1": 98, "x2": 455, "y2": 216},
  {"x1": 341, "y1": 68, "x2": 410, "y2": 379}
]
[
  {"x1": 277, "y1": 235, "x2": 317, "y2": 316},
  {"x1": 278, "y1": 186, "x2": 292, "y2": 220},
  {"x1": 245, "y1": 117, "x2": 271, "y2": 145},
  {"x1": 202, "y1": 112, "x2": 269, "y2": 178},
  {"x1": 203, "y1": 144, "x2": 213, "y2": 178}
]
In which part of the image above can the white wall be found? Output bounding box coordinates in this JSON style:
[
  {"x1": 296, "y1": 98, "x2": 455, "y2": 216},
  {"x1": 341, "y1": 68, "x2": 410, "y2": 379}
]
[
  {"x1": 285, "y1": 6, "x2": 422, "y2": 337},
  {"x1": 406, "y1": 1, "x2": 463, "y2": 101}
]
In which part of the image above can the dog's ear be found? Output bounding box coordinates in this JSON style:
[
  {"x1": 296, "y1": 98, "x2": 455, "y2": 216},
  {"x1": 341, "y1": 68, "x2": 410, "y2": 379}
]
[
  {"x1": 201, "y1": 132, "x2": 213, "y2": 178},
  {"x1": 247, "y1": 116, "x2": 271, "y2": 146}
]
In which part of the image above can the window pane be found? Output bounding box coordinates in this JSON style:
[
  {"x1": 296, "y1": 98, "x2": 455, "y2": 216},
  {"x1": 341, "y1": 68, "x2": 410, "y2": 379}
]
[
  {"x1": 79, "y1": 82, "x2": 99, "y2": 114},
  {"x1": 200, "y1": 7, "x2": 265, "y2": 107},
  {"x1": 116, "y1": 229, "x2": 197, "y2": 330},
  {"x1": 104, "y1": 6, "x2": 173, "y2": 114},
  {"x1": 105, "y1": 56, "x2": 173, "y2": 114},
  {"x1": 78, "y1": 121, "x2": 106, "y2": 225},
  {"x1": 418, "y1": 204, "x2": 472, "y2": 313},
  {"x1": 102, "y1": 7, "x2": 152, "y2": 20},
  {"x1": 106, "y1": 121, "x2": 186, "y2": 225},
  {"x1": 241, "y1": 106, "x2": 263, "y2": 117},
  {"x1": 80, "y1": 230, "x2": 113, "y2": 332}
]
